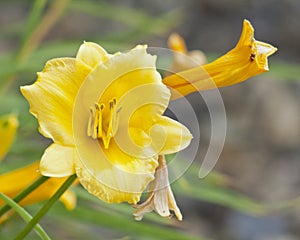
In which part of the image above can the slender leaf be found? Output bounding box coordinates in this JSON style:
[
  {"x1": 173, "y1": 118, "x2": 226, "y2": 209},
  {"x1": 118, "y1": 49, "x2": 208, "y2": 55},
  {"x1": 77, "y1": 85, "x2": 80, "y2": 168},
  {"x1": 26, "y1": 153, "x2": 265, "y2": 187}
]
[
  {"x1": 0, "y1": 192, "x2": 50, "y2": 240},
  {"x1": 15, "y1": 174, "x2": 77, "y2": 240}
]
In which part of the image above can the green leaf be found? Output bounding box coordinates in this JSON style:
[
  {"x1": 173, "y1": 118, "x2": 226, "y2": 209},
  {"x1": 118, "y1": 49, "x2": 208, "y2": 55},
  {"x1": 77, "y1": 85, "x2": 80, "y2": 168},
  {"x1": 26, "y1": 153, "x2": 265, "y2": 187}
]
[
  {"x1": 15, "y1": 174, "x2": 77, "y2": 240},
  {"x1": 0, "y1": 192, "x2": 51, "y2": 240}
]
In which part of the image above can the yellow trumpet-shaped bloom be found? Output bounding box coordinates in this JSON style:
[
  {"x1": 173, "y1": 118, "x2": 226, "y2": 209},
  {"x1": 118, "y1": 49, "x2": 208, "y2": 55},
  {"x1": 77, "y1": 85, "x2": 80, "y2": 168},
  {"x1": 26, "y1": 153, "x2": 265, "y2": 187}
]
[
  {"x1": 0, "y1": 114, "x2": 18, "y2": 161},
  {"x1": 163, "y1": 19, "x2": 277, "y2": 100},
  {"x1": 0, "y1": 162, "x2": 76, "y2": 211},
  {"x1": 21, "y1": 43, "x2": 192, "y2": 206}
]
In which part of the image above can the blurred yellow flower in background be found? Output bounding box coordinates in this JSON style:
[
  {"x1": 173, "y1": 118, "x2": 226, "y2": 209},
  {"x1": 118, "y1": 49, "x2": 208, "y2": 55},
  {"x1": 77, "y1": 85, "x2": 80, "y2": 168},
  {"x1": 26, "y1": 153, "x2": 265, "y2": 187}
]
[
  {"x1": 163, "y1": 19, "x2": 277, "y2": 100},
  {"x1": 168, "y1": 32, "x2": 207, "y2": 72},
  {"x1": 0, "y1": 114, "x2": 18, "y2": 161},
  {"x1": 0, "y1": 162, "x2": 76, "y2": 211},
  {"x1": 0, "y1": 114, "x2": 76, "y2": 222}
]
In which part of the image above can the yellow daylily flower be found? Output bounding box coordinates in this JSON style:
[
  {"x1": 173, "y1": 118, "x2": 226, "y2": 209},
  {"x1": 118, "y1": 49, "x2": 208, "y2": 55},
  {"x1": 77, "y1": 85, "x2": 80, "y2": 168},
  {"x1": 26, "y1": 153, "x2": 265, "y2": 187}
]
[
  {"x1": 163, "y1": 19, "x2": 277, "y2": 100},
  {"x1": 0, "y1": 114, "x2": 18, "y2": 161},
  {"x1": 21, "y1": 42, "x2": 192, "y2": 214},
  {"x1": 0, "y1": 161, "x2": 76, "y2": 222}
]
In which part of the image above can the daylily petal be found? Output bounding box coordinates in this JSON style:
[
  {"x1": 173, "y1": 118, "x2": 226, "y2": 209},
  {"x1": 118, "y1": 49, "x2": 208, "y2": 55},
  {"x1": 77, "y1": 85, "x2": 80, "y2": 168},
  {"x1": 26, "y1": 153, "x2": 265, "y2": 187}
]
[
  {"x1": 124, "y1": 115, "x2": 192, "y2": 157},
  {"x1": 0, "y1": 114, "x2": 18, "y2": 161},
  {"x1": 0, "y1": 162, "x2": 76, "y2": 209},
  {"x1": 163, "y1": 19, "x2": 277, "y2": 100},
  {"x1": 126, "y1": 82, "x2": 170, "y2": 131},
  {"x1": 40, "y1": 143, "x2": 75, "y2": 177},
  {"x1": 76, "y1": 41, "x2": 109, "y2": 68},
  {"x1": 74, "y1": 147, "x2": 158, "y2": 204},
  {"x1": 152, "y1": 116, "x2": 192, "y2": 155},
  {"x1": 21, "y1": 58, "x2": 91, "y2": 145},
  {"x1": 113, "y1": 80, "x2": 171, "y2": 158},
  {"x1": 81, "y1": 45, "x2": 163, "y2": 108}
]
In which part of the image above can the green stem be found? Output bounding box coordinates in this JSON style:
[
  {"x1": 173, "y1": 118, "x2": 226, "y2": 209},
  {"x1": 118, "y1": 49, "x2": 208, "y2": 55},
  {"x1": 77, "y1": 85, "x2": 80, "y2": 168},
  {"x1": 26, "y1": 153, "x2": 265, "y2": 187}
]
[
  {"x1": 15, "y1": 174, "x2": 77, "y2": 240},
  {"x1": 0, "y1": 193, "x2": 50, "y2": 240},
  {"x1": 0, "y1": 175, "x2": 49, "y2": 216}
]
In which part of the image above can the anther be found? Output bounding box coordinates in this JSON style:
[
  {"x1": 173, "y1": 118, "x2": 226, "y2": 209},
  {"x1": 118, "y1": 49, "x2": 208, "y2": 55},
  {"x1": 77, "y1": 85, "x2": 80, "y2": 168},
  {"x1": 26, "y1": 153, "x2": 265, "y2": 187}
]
[
  {"x1": 92, "y1": 104, "x2": 100, "y2": 139},
  {"x1": 87, "y1": 107, "x2": 94, "y2": 137}
]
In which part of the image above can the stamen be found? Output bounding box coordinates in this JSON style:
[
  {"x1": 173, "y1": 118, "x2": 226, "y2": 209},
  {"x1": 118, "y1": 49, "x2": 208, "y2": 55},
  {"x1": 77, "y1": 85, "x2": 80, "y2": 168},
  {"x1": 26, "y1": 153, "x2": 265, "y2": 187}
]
[
  {"x1": 92, "y1": 103, "x2": 100, "y2": 139},
  {"x1": 87, "y1": 98, "x2": 120, "y2": 149},
  {"x1": 97, "y1": 104, "x2": 104, "y2": 138},
  {"x1": 104, "y1": 98, "x2": 117, "y2": 149},
  {"x1": 87, "y1": 107, "x2": 94, "y2": 137}
]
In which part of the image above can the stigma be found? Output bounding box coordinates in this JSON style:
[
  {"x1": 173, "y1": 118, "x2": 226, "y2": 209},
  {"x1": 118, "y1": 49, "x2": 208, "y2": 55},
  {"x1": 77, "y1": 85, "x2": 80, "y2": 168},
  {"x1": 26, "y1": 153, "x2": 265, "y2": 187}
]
[{"x1": 87, "y1": 98, "x2": 120, "y2": 149}]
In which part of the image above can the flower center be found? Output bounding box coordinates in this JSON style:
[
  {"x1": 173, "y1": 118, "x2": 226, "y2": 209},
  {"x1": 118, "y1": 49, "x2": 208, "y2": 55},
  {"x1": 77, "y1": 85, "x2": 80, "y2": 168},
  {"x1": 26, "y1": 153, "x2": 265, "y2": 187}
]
[{"x1": 87, "y1": 98, "x2": 120, "y2": 149}]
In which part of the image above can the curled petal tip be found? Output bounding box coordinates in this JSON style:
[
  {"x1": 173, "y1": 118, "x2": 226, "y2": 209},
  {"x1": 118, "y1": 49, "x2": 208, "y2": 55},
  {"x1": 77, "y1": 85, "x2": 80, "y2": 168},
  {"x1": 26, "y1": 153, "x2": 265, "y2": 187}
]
[{"x1": 243, "y1": 19, "x2": 253, "y2": 27}]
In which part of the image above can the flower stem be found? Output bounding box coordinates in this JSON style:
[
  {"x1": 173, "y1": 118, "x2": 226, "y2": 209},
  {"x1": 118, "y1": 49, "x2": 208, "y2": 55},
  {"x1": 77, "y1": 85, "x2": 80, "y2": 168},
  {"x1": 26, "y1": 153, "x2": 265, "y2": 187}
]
[
  {"x1": 15, "y1": 174, "x2": 77, "y2": 240},
  {"x1": 0, "y1": 175, "x2": 49, "y2": 217}
]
